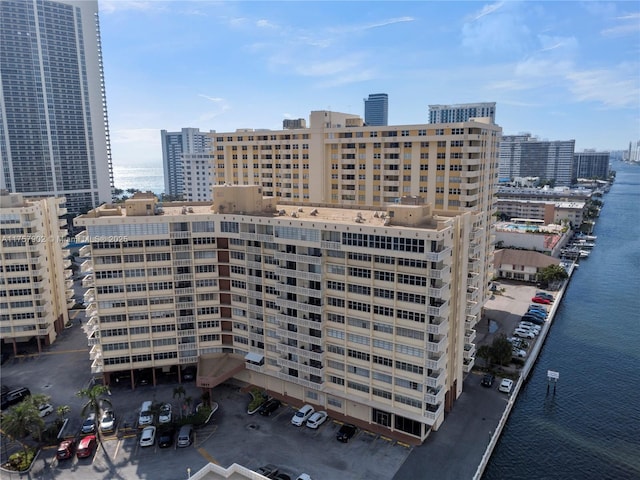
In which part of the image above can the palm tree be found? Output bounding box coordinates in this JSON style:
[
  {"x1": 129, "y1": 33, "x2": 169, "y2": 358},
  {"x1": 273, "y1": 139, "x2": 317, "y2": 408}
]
[
  {"x1": 173, "y1": 386, "x2": 186, "y2": 418},
  {"x1": 76, "y1": 385, "x2": 111, "y2": 450},
  {"x1": 1, "y1": 397, "x2": 45, "y2": 457},
  {"x1": 55, "y1": 405, "x2": 71, "y2": 428}
]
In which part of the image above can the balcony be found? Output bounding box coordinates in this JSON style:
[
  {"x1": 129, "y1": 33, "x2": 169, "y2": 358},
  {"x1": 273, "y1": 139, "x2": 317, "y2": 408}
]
[
  {"x1": 75, "y1": 231, "x2": 89, "y2": 243},
  {"x1": 85, "y1": 303, "x2": 97, "y2": 316},
  {"x1": 320, "y1": 241, "x2": 341, "y2": 251},
  {"x1": 275, "y1": 343, "x2": 323, "y2": 362},
  {"x1": 424, "y1": 387, "x2": 445, "y2": 405},
  {"x1": 426, "y1": 369, "x2": 444, "y2": 389},
  {"x1": 276, "y1": 358, "x2": 324, "y2": 377},
  {"x1": 64, "y1": 269, "x2": 73, "y2": 280},
  {"x1": 426, "y1": 354, "x2": 446, "y2": 371},
  {"x1": 178, "y1": 329, "x2": 196, "y2": 338},
  {"x1": 274, "y1": 251, "x2": 322, "y2": 265},
  {"x1": 426, "y1": 336, "x2": 447, "y2": 354},
  {"x1": 426, "y1": 320, "x2": 449, "y2": 336},
  {"x1": 80, "y1": 260, "x2": 93, "y2": 274},
  {"x1": 465, "y1": 329, "x2": 476, "y2": 344},
  {"x1": 88, "y1": 332, "x2": 100, "y2": 346},
  {"x1": 277, "y1": 298, "x2": 322, "y2": 315},
  {"x1": 82, "y1": 275, "x2": 94, "y2": 288},
  {"x1": 463, "y1": 358, "x2": 474, "y2": 373},
  {"x1": 79, "y1": 244, "x2": 92, "y2": 257},
  {"x1": 274, "y1": 370, "x2": 321, "y2": 390},
  {"x1": 428, "y1": 285, "x2": 450, "y2": 301},
  {"x1": 429, "y1": 266, "x2": 451, "y2": 282},
  {"x1": 424, "y1": 403, "x2": 444, "y2": 423},
  {"x1": 91, "y1": 357, "x2": 103, "y2": 374},
  {"x1": 425, "y1": 246, "x2": 452, "y2": 263},
  {"x1": 65, "y1": 289, "x2": 75, "y2": 300},
  {"x1": 63, "y1": 258, "x2": 72, "y2": 269},
  {"x1": 427, "y1": 302, "x2": 449, "y2": 318},
  {"x1": 89, "y1": 344, "x2": 102, "y2": 360},
  {"x1": 67, "y1": 299, "x2": 76, "y2": 309},
  {"x1": 83, "y1": 288, "x2": 95, "y2": 303},
  {"x1": 464, "y1": 343, "x2": 476, "y2": 359},
  {"x1": 276, "y1": 314, "x2": 321, "y2": 331},
  {"x1": 275, "y1": 267, "x2": 321, "y2": 282}
]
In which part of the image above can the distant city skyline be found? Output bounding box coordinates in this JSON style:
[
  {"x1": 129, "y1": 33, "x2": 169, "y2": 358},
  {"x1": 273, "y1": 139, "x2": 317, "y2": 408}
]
[{"x1": 98, "y1": 1, "x2": 640, "y2": 168}]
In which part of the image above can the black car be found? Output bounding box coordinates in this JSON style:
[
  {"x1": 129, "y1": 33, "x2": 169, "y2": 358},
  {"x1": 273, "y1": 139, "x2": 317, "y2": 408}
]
[
  {"x1": 481, "y1": 374, "x2": 495, "y2": 388},
  {"x1": 158, "y1": 427, "x2": 175, "y2": 448},
  {"x1": 258, "y1": 399, "x2": 281, "y2": 416},
  {"x1": 255, "y1": 464, "x2": 279, "y2": 478},
  {"x1": 336, "y1": 423, "x2": 357, "y2": 443},
  {"x1": 521, "y1": 314, "x2": 544, "y2": 325},
  {"x1": 1, "y1": 387, "x2": 30, "y2": 410},
  {"x1": 273, "y1": 474, "x2": 291, "y2": 480}
]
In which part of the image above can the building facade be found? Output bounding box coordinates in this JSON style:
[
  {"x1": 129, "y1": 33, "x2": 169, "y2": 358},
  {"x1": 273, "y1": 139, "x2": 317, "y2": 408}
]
[
  {"x1": 573, "y1": 151, "x2": 610, "y2": 180},
  {"x1": 364, "y1": 94, "x2": 389, "y2": 126},
  {"x1": 161, "y1": 128, "x2": 214, "y2": 198},
  {"x1": 499, "y1": 134, "x2": 576, "y2": 186},
  {"x1": 0, "y1": 0, "x2": 113, "y2": 214},
  {"x1": 75, "y1": 181, "x2": 492, "y2": 442},
  {"x1": 182, "y1": 153, "x2": 215, "y2": 202},
  {"x1": 429, "y1": 102, "x2": 496, "y2": 124},
  {"x1": 0, "y1": 191, "x2": 73, "y2": 353}
]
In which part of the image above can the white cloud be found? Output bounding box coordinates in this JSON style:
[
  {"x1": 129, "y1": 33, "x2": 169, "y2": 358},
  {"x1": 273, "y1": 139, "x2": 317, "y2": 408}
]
[
  {"x1": 601, "y1": 12, "x2": 640, "y2": 36},
  {"x1": 359, "y1": 16, "x2": 415, "y2": 31},
  {"x1": 100, "y1": 1, "x2": 161, "y2": 15},
  {"x1": 467, "y1": 2, "x2": 505, "y2": 22},
  {"x1": 461, "y1": 2, "x2": 531, "y2": 55},
  {"x1": 256, "y1": 19, "x2": 278, "y2": 29},
  {"x1": 198, "y1": 95, "x2": 225, "y2": 103},
  {"x1": 566, "y1": 68, "x2": 640, "y2": 108}
]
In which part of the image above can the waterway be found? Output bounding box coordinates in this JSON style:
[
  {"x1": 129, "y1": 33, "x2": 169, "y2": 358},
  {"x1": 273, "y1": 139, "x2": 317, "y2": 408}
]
[{"x1": 483, "y1": 161, "x2": 640, "y2": 479}]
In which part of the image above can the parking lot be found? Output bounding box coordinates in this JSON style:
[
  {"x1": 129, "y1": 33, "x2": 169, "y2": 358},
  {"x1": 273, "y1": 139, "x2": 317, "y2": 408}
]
[{"x1": 1, "y1": 305, "x2": 411, "y2": 480}]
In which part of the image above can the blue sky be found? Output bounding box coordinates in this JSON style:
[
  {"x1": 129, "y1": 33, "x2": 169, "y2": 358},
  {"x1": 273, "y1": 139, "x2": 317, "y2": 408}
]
[{"x1": 99, "y1": 1, "x2": 640, "y2": 168}]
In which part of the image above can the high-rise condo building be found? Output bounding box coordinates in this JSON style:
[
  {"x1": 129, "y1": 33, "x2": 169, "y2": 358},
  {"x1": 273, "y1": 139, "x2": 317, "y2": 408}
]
[
  {"x1": 499, "y1": 134, "x2": 576, "y2": 186},
  {"x1": 364, "y1": 93, "x2": 389, "y2": 126},
  {"x1": 0, "y1": 191, "x2": 73, "y2": 353},
  {"x1": 75, "y1": 111, "x2": 500, "y2": 443},
  {"x1": 0, "y1": 0, "x2": 113, "y2": 214},
  {"x1": 573, "y1": 151, "x2": 610, "y2": 180},
  {"x1": 429, "y1": 102, "x2": 496, "y2": 124},
  {"x1": 161, "y1": 128, "x2": 214, "y2": 198}
]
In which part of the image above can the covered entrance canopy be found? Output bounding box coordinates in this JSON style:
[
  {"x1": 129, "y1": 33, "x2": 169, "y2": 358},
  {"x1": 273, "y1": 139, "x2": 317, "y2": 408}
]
[{"x1": 196, "y1": 353, "x2": 246, "y2": 389}]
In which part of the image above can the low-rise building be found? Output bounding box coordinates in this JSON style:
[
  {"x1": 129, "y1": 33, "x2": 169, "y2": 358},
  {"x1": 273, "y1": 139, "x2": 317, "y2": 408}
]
[
  {"x1": 493, "y1": 221, "x2": 571, "y2": 257},
  {"x1": 493, "y1": 249, "x2": 561, "y2": 283}
]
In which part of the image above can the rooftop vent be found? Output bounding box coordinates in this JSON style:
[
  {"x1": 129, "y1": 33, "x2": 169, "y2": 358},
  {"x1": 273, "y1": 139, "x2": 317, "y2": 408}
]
[
  {"x1": 310, "y1": 208, "x2": 318, "y2": 216},
  {"x1": 278, "y1": 209, "x2": 286, "y2": 216},
  {"x1": 291, "y1": 211, "x2": 298, "y2": 218}
]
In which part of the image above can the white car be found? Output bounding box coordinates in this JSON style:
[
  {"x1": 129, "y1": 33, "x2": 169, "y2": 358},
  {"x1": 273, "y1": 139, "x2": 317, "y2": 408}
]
[
  {"x1": 38, "y1": 404, "x2": 54, "y2": 417},
  {"x1": 305, "y1": 411, "x2": 328, "y2": 429},
  {"x1": 499, "y1": 378, "x2": 514, "y2": 394},
  {"x1": 518, "y1": 324, "x2": 539, "y2": 335},
  {"x1": 139, "y1": 426, "x2": 156, "y2": 447},
  {"x1": 100, "y1": 410, "x2": 116, "y2": 432},
  {"x1": 512, "y1": 348, "x2": 527, "y2": 358},
  {"x1": 291, "y1": 404, "x2": 315, "y2": 426},
  {"x1": 158, "y1": 403, "x2": 172, "y2": 424},
  {"x1": 514, "y1": 328, "x2": 535, "y2": 339}
]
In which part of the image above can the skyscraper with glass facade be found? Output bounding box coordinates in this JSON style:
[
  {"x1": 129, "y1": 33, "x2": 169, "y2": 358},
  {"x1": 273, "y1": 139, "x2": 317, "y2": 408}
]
[
  {"x1": 161, "y1": 128, "x2": 214, "y2": 198},
  {"x1": 0, "y1": 0, "x2": 113, "y2": 214},
  {"x1": 364, "y1": 93, "x2": 388, "y2": 126}
]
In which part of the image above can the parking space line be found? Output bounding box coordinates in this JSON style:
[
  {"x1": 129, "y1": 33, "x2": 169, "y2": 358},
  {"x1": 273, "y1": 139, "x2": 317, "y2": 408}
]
[
  {"x1": 197, "y1": 447, "x2": 218, "y2": 465},
  {"x1": 114, "y1": 438, "x2": 122, "y2": 459}
]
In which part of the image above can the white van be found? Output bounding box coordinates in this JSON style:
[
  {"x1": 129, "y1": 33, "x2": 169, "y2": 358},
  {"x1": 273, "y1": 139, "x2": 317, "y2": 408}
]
[
  {"x1": 138, "y1": 401, "x2": 153, "y2": 427},
  {"x1": 177, "y1": 424, "x2": 193, "y2": 447}
]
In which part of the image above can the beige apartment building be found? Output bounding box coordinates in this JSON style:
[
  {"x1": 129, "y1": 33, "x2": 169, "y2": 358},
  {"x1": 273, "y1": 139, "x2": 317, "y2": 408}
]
[
  {"x1": 0, "y1": 191, "x2": 73, "y2": 353},
  {"x1": 76, "y1": 180, "x2": 490, "y2": 442}
]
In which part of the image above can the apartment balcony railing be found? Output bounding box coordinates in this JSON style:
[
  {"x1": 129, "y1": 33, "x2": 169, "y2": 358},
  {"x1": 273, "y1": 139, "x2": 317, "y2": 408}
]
[
  {"x1": 79, "y1": 244, "x2": 92, "y2": 257},
  {"x1": 276, "y1": 358, "x2": 324, "y2": 377},
  {"x1": 178, "y1": 329, "x2": 196, "y2": 338},
  {"x1": 320, "y1": 241, "x2": 341, "y2": 251},
  {"x1": 276, "y1": 327, "x2": 322, "y2": 346},
  {"x1": 83, "y1": 288, "x2": 95, "y2": 302},
  {"x1": 426, "y1": 354, "x2": 446, "y2": 371},
  {"x1": 274, "y1": 251, "x2": 322, "y2": 265},
  {"x1": 80, "y1": 260, "x2": 93, "y2": 273},
  {"x1": 426, "y1": 336, "x2": 447, "y2": 354},
  {"x1": 464, "y1": 343, "x2": 476, "y2": 359},
  {"x1": 425, "y1": 246, "x2": 452, "y2": 263},
  {"x1": 63, "y1": 259, "x2": 72, "y2": 269},
  {"x1": 274, "y1": 370, "x2": 322, "y2": 390},
  {"x1": 427, "y1": 302, "x2": 449, "y2": 318},
  {"x1": 277, "y1": 283, "x2": 321, "y2": 299},
  {"x1": 463, "y1": 358, "x2": 474, "y2": 373},
  {"x1": 64, "y1": 269, "x2": 73, "y2": 280},
  {"x1": 424, "y1": 387, "x2": 445, "y2": 405},
  {"x1": 425, "y1": 369, "x2": 444, "y2": 389},
  {"x1": 91, "y1": 358, "x2": 103, "y2": 374},
  {"x1": 276, "y1": 298, "x2": 322, "y2": 315},
  {"x1": 276, "y1": 314, "x2": 322, "y2": 331},
  {"x1": 426, "y1": 320, "x2": 449, "y2": 336},
  {"x1": 275, "y1": 343, "x2": 323, "y2": 362},
  {"x1": 275, "y1": 267, "x2": 321, "y2": 282},
  {"x1": 169, "y1": 231, "x2": 190, "y2": 239},
  {"x1": 465, "y1": 329, "x2": 477, "y2": 344}
]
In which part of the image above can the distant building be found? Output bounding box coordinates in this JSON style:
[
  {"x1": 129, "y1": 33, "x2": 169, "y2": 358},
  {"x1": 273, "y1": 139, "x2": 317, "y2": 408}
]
[
  {"x1": 283, "y1": 118, "x2": 307, "y2": 129},
  {"x1": 493, "y1": 249, "x2": 561, "y2": 283},
  {"x1": 499, "y1": 134, "x2": 576, "y2": 187},
  {"x1": 364, "y1": 93, "x2": 389, "y2": 126},
  {"x1": 0, "y1": 0, "x2": 113, "y2": 214},
  {"x1": 626, "y1": 140, "x2": 640, "y2": 163},
  {"x1": 0, "y1": 192, "x2": 73, "y2": 353},
  {"x1": 495, "y1": 198, "x2": 585, "y2": 230},
  {"x1": 494, "y1": 221, "x2": 570, "y2": 256},
  {"x1": 429, "y1": 102, "x2": 496, "y2": 124},
  {"x1": 182, "y1": 153, "x2": 215, "y2": 202},
  {"x1": 574, "y1": 151, "x2": 610, "y2": 180},
  {"x1": 161, "y1": 128, "x2": 214, "y2": 198}
]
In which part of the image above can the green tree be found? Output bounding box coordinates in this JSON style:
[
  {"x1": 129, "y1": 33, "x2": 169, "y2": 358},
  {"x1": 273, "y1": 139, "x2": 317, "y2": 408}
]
[
  {"x1": 1, "y1": 394, "x2": 49, "y2": 454},
  {"x1": 491, "y1": 335, "x2": 513, "y2": 366},
  {"x1": 76, "y1": 385, "x2": 111, "y2": 450},
  {"x1": 173, "y1": 386, "x2": 186, "y2": 418},
  {"x1": 476, "y1": 344, "x2": 492, "y2": 368},
  {"x1": 55, "y1": 405, "x2": 71, "y2": 428},
  {"x1": 538, "y1": 264, "x2": 568, "y2": 288}
]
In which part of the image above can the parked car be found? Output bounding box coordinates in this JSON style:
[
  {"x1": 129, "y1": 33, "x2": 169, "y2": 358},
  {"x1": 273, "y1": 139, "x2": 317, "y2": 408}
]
[
  {"x1": 255, "y1": 464, "x2": 279, "y2": 478},
  {"x1": 291, "y1": 404, "x2": 315, "y2": 426},
  {"x1": 517, "y1": 324, "x2": 539, "y2": 335},
  {"x1": 296, "y1": 475, "x2": 313, "y2": 480},
  {"x1": 158, "y1": 403, "x2": 172, "y2": 424},
  {"x1": 1, "y1": 387, "x2": 30, "y2": 410},
  {"x1": 519, "y1": 321, "x2": 541, "y2": 331},
  {"x1": 138, "y1": 400, "x2": 153, "y2": 427},
  {"x1": 81, "y1": 413, "x2": 96, "y2": 434},
  {"x1": 336, "y1": 423, "x2": 357, "y2": 443},
  {"x1": 306, "y1": 411, "x2": 328, "y2": 429},
  {"x1": 531, "y1": 296, "x2": 551, "y2": 304},
  {"x1": 273, "y1": 474, "x2": 292, "y2": 480},
  {"x1": 76, "y1": 435, "x2": 97, "y2": 458},
  {"x1": 258, "y1": 398, "x2": 281, "y2": 416},
  {"x1": 514, "y1": 328, "x2": 535, "y2": 339},
  {"x1": 139, "y1": 426, "x2": 156, "y2": 447},
  {"x1": 535, "y1": 292, "x2": 554, "y2": 301},
  {"x1": 38, "y1": 403, "x2": 54, "y2": 417},
  {"x1": 512, "y1": 348, "x2": 527, "y2": 358},
  {"x1": 481, "y1": 373, "x2": 495, "y2": 387},
  {"x1": 498, "y1": 378, "x2": 514, "y2": 394},
  {"x1": 56, "y1": 439, "x2": 76, "y2": 460},
  {"x1": 528, "y1": 304, "x2": 547, "y2": 313},
  {"x1": 158, "y1": 427, "x2": 175, "y2": 448},
  {"x1": 100, "y1": 409, "x2": 116, "y2": 433},
  {"x1": 182, "y1": 366, "x2": 197, "y2": 381},
  {"x1": 177, "y1": 424, "x2": 194, "y2": 447},
  {"x1": 525, "y1": 309, "x2": 547, "y2": 320},
  {"x1": 521, "y1": 314, "x2": 544, "y2": 325}
]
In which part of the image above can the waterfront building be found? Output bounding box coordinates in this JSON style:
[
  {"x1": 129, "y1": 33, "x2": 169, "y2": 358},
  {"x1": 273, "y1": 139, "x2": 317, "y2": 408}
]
[
  {"x1": 0, "y1": 0, "x2": 113, "y2": 214},
  {"x1": 161, "y1": 128, "x2": 214, "y2": 198},
  {"x1": 573, "y1": 151, "x2": 610, "y2": 180},
  {"x1": 497, "y1": 185, "x2": 592, "y2": 203},
  {"x1": 493, "y1": 249, "x2": 561, "y2": 283},
  {"x1": 75, "y1": 182, "x2": 490, "y2": 441},
  {"x1": 499, "y1": 134, "x2": 576, "y2": 187},
  {"x1": 495, "y1": 199, "x2": 585, "y2": 229},
  {"x1": 0, "y1": 191, "x2": 73, "y2": 353},
  {"x1": 494, "y1": 221, "x2": 569, "y2": 256},
  {"x1": 364, "y1": 93, "x2": 389, "y2": 126},
  {"x1": 428, "y1": 102, "x2": 496, "y2": 124}
]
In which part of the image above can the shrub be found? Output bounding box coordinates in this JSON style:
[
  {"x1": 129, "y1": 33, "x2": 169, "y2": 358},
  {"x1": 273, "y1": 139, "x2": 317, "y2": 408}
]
[
  {"x1": 5, "y1": 448, "x2": 36, "y2": 472},
  {"x1": 247, "y1": 388, "x2": 267, "y2": 412}
]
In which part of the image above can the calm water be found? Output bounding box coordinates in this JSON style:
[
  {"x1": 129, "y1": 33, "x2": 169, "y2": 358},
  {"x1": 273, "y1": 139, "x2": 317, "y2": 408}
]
[
  {"x1": 483, "y1": 161, "x2": 640, "y2": 479},
  {"x1": 112, "y1": 164, "x2": 165, "y2": 195}
]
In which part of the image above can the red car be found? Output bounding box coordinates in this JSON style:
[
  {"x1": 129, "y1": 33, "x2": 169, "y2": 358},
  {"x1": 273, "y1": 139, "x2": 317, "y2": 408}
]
[
  {"x1": 76, "y1": 435, "x2": 96, "y2": 459},
  {"x1": 531, "y1": 296, "x2": 551, "y2": 304},
  {"x1": 56, "y1": 439, "x2": 75, "y2": 460}
]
